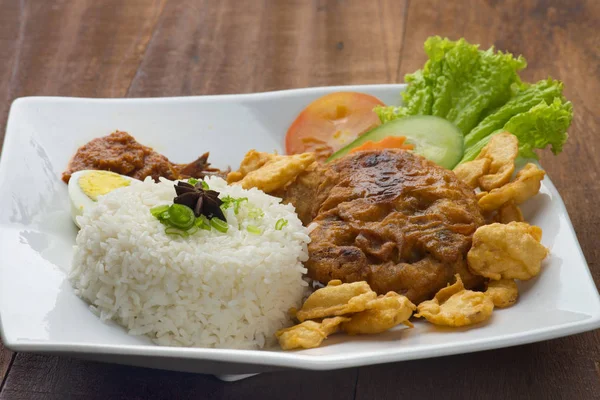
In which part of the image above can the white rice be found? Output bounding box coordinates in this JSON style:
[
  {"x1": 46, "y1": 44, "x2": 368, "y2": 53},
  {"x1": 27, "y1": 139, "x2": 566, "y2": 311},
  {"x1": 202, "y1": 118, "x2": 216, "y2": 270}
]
[{"x1": 69, "y1": 176, "x2": 309, "y2": 349}]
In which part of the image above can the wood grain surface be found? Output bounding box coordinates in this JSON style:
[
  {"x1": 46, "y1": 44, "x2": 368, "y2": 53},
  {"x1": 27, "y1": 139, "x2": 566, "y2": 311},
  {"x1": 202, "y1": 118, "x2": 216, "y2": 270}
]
[{"x1": 0, "y1": 0, "x2": 599, "y2": 399}]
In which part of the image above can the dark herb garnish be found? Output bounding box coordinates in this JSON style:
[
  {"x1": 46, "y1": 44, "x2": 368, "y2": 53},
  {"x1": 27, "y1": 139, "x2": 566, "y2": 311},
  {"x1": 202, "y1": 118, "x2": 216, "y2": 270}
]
[
  {"x1": 173, "y1": 181, "x2": 226, "y2": 221},
  {"x1": 176, "y1": 152, "x2": 230, "y2": 180}
]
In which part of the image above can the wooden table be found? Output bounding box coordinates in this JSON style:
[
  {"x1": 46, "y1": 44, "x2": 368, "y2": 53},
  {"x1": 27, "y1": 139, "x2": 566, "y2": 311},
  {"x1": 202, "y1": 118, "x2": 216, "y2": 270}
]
[{"x1": 1, "y1": 1, "x2": 599, "y2": 398}]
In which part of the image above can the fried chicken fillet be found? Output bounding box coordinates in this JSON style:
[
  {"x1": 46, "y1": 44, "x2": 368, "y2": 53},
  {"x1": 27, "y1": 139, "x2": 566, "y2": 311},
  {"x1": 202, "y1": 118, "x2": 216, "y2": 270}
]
[{"x1": 279, "y1": 150, "x2": 485, "y2": 304}]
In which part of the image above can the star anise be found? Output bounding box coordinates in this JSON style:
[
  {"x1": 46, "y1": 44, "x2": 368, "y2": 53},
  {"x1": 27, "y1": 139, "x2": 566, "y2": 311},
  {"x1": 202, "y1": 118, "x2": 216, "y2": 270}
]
[{"x1": 173, "y1": 181, "x2": 226, "y2": 221}]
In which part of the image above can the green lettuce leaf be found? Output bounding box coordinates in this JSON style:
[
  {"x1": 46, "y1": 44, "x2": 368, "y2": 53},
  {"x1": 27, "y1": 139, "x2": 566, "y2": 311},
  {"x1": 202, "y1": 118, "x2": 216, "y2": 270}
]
[
  {"x1": 504, "y1": 97, "x2": 572, "y2": 158},
  {"x1": 463, "y1": 78, "x2": 567, "y2": 149},
  {"x1": 459, "y1": 98, "x2": 573, "y2": 163},
  {"x1": 374, "y1": 36, "x2": 573, "y2": 165},
  {"x1": 373, "y1": 104, "x2": 410, "y2": 123},
  {"x1": 375, "y1": 36, "x2": 526, "y2": 132}
]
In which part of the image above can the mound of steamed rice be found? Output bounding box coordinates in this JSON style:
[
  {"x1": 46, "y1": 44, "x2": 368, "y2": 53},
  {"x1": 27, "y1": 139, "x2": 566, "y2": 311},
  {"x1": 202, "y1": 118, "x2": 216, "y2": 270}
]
[{"x1": 69, "y1": 176, "x2": 310, "y2": 349}]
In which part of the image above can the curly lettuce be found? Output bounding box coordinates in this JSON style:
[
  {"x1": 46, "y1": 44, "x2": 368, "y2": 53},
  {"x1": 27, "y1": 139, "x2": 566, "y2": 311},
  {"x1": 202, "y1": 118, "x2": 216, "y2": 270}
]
[
  {"x1": 463, "y1": 78, "x2": 568, "y2": 149},
  {"x1": 460, "y1": 98, "x2": 572, "y2": 163},
  {"x1": 375, "y1": 36, "x2": 573, "y2": 164},
  {"x1": 373, "y1": 104, "x2": 410, "y2": 122},
  {"x1": 377, "y1": 36, "x2": 526, "y2": 132},
  {"x1": 504, "y1": 98, "x2": 572, "y2": 157}
]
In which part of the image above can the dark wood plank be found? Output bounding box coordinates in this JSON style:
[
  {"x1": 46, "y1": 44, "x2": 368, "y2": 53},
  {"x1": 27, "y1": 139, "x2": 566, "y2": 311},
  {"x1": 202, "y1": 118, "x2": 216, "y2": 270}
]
[
  {"x1": 357, "y1": 337, "x2": 600, "y2": 400},
  {"x1": 127, "y1": 0, "x2": 407, "y2": 97},
  {"x1": 0, "y1": 354, "x2": 357, "y2": 400},
  {"x1": 0, "y1": 348, "x2": 13, "y2": 393},
  {"x1": 355, "y1": 1, "x2": 600, "y2": 399},
  {"x1": 0, "y1": 0, "x2": 167, "y2": 150}
]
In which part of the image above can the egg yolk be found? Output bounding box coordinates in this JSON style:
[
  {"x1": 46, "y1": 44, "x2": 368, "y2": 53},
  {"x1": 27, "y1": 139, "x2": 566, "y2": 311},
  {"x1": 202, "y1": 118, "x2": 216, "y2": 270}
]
[{"x1": 79, "y1": 171, "x2": 130, "y2": 201}]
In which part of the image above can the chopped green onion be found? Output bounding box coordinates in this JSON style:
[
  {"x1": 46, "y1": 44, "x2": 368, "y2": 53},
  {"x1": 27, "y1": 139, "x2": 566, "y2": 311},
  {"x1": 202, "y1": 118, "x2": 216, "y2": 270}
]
[
  {"x1": 165, "y1": 227, "x2": 189, "y2": 237},
  {"x1": 221, "y1": 196, "x2": 233, "y2": 208},
  {"x1": 150, "y1": 205, "x2": 170, "y2": 218},
  {"x1": 275, "y1": 218, "x2": 288, "y2": 230},
  {"x1": 233, "y1": 197, "x2": 248, "y2": 214},
  {"x1": 167, "y1": 204, "x2": 196, "y2": 230},
  {"x1": 210, "y1": 217, "x2": 229, "y2": 233},
  {"x1": 160, "y1": 211, "x2": 170, "y2": 220},
  {"x1": 221, "y1": 196, "x2": 248, "y2": 214},
  {"x1": 186, "y1": 226, "x2": 199, "y2": 235},
  {"x1": 248, "y1": 207, "x2": 264, "y2": 219},
  {"x1": 200, "y1": 180, "x2": 210, "y2": 190},
  {"x1": 187, "y1": 178, "x2": 199, "y2": 185},
  {"x1": 247, "y1": 225, "x2": 262, "y2": 235},
  {"x1": 195, "y1": 214, "x2": 212, "y2": 230}
]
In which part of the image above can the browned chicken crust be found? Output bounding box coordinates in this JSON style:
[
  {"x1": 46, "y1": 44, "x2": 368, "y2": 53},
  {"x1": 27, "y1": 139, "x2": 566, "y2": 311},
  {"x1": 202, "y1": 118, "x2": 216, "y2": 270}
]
[{"x1": 290, "y1": 150, "x2": 485, "y2": 304}]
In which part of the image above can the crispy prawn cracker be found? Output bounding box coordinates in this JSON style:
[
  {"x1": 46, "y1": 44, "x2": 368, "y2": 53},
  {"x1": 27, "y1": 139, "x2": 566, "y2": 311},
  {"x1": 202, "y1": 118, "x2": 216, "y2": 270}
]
[
  {"x1": 341, "y1": 292, "x2": 416, "y2": 335},
  {"x1": 497, "y1": 202, "x2": 524, "y2": 223},
  {"x1": 485, "y1": 202, "x2": 525, "y2": 224},
  {"x1": 486, "y1": 279, "x2": 518, "y2": 308},
  {"x1": 227, "y1": 150, "x2": 276, "y2": 183},
  {"x1": 295, "y1": 280, "x2": 377, "y2": 322},
  {"x1": 227, "y1": 150, "x2": 316, "y2": 192},
  {"x1": 478, "y1": 163, "x2": 545, "y2": 212},
  {"x1": 275, "y1": 316, "x2": 350, "y2": 350},
  {"x1": 476, "y1": 191, "x2": 488, "y2": 201},
  {"x1": 467, "y1": 222, "x2": 548, "y2": 281},
  {"x1": 415, "y1": 274, "x2": 494, "y2": 327},
  {"x1": 453, "y1": 158, "x2": 491, "y2": 188},
  {"x1": 476, "y1": 132, "x2": 519, "y2": 191}
]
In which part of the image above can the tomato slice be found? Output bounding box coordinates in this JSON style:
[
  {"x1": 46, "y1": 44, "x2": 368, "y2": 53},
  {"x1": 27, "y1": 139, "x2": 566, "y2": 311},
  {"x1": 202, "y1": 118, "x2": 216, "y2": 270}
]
[{"x1": 285, "y1": 92, "x2": 385, "y2": 156}]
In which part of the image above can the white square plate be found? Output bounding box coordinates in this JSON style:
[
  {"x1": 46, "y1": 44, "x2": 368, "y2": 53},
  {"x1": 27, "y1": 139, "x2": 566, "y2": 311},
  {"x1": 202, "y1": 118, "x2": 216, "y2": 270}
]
[{"x1": 1, "y1": 85, "x2": 599, "y2": 377}]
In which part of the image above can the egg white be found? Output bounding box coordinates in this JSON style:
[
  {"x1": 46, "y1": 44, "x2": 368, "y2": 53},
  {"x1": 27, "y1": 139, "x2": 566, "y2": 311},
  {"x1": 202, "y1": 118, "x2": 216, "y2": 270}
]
[{"x1": 68, "y1": 170, "x2": 139, "y2": 228}]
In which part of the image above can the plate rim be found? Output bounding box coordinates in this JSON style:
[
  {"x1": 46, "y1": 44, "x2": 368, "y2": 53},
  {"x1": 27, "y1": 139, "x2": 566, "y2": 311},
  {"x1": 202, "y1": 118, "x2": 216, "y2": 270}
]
[
  {"x1": 7, "y1": 83, "x2": 407, "y2": 105},
  {"x1": 4, "y1": 313, "x2": 600, "y2": 371}
]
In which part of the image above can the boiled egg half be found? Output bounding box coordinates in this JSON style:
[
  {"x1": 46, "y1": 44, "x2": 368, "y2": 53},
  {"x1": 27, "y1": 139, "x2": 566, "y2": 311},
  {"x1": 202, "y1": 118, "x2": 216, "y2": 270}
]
[{"x1": 68, "y1": 170, "x2": 139, "y2": 227}]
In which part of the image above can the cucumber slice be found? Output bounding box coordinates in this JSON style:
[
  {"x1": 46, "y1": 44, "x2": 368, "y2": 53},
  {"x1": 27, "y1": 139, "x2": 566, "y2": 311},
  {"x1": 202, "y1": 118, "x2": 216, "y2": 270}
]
[{"x1": 327, "y1": 115, "x2": 464, "y2": 169}]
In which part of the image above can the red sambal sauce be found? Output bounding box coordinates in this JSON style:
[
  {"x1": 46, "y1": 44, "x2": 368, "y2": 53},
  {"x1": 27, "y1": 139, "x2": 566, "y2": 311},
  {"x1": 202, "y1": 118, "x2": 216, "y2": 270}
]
[{"x1": 61, "y1": 131, "x2": 224, "y2": 184}]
